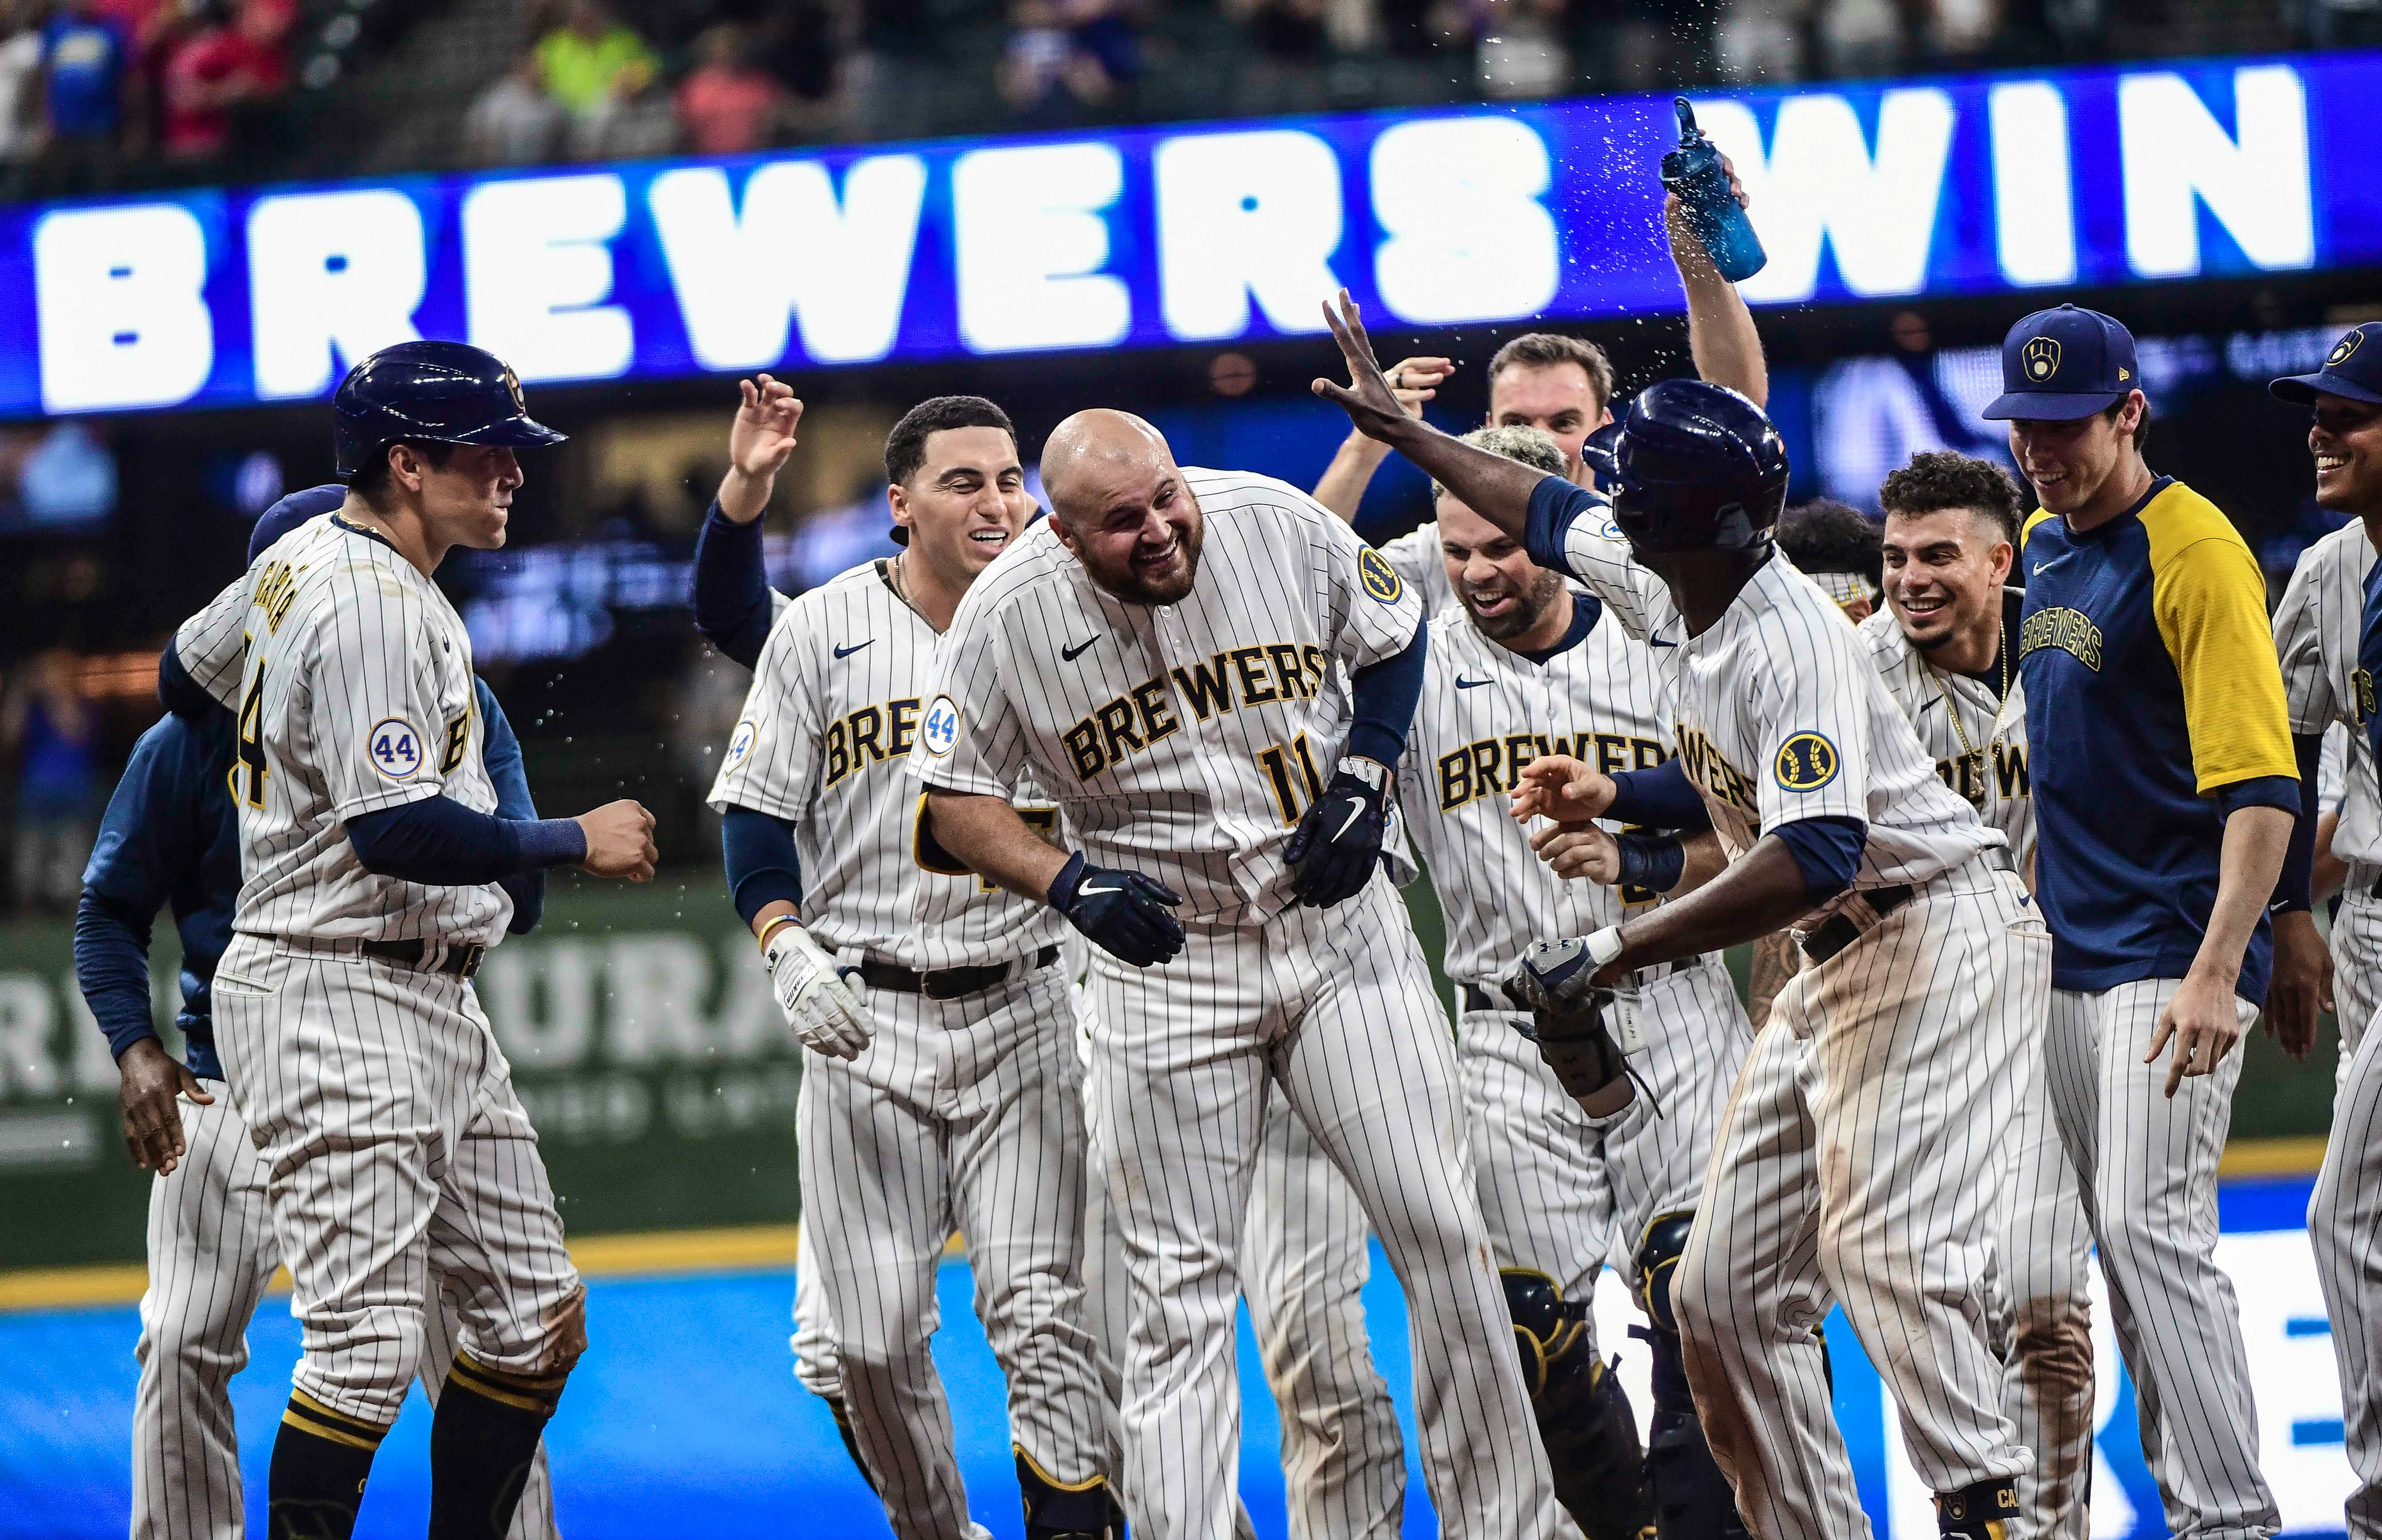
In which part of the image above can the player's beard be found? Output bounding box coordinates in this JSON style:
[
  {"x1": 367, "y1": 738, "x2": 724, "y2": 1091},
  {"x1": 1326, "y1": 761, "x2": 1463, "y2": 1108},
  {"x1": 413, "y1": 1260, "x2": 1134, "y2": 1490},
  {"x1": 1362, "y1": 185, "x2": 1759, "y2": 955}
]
[
  {"x1": 1462, "y1": 566, "x2": 1564, "y2": 642},
  {"x1": 1102, "y1": 517, "x2": 1204, "y2": 605}
]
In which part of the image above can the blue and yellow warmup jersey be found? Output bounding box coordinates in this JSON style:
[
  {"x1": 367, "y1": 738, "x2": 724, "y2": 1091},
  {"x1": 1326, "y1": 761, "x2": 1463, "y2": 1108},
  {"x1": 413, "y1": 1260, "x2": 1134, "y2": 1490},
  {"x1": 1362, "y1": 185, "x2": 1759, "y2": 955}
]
[{"x1": 2019, "y1": 477, "x2": 2298, "y2": 1002}]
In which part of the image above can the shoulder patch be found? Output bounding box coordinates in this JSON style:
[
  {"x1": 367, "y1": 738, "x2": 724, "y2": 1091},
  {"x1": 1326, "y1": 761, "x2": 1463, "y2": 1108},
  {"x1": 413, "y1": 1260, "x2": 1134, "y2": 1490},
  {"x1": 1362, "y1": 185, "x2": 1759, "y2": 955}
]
[
  {"x1": 366, "y1": 718, "x2": 425, "y2": 782},
  {"x1": 723, "y1": 718, "x2": 757, "y2": 771},
  {"x1": 920, "y1": 695, "x2": 961, "y2": 758},
  {"x1": 1359, "y1": 547, "x2": 1404, "y2": 605},
  {"x1": 1774, "y1": 731, "x2": 1840, "y2": 792}
]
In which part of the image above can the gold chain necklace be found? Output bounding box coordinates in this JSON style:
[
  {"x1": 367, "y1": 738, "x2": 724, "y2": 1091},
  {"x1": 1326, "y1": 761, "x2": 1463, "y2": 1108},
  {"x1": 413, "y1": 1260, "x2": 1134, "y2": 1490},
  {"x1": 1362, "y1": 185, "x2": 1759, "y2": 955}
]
[{"x1": 1929, "y1": 630, "x2": 2008, "y2": 761}]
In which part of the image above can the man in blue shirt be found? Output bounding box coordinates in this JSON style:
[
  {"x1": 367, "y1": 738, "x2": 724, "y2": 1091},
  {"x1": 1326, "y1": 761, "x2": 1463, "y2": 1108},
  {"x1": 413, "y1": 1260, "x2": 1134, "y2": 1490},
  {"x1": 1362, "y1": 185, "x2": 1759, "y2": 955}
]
[
  {"x1": 36, "y1": 0, "x2": 130, "y2": 187},
  {"x1": 1994, "y1": 305, "x2": 2295, "y2": 1538},
  {"x1": 78, "y1": 487, "x2": 562, "y2": 1540}
]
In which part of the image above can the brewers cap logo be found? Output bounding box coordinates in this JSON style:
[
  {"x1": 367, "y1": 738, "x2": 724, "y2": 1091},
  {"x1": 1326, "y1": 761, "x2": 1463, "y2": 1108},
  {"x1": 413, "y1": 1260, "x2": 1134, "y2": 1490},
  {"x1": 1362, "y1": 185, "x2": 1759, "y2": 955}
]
[
  {"x1": 503, "y1": 365, "x2": 526, "y2": 414},
  {"x1": 2332, "y1": 330, "x2": 2366, "y2": 367},
  {"x1": 921, "y1": 695, "x2": 961, "y2": 757},
  {"x1": 1359, "y1": 546, "x2": 1404, "y2": 605},
  {"x1": 1774, "y1": 731, "x2": 1840, "y2": 792},
  {"x1": 2022, "y1": 336, "x2": 2061, "y2": 383}
]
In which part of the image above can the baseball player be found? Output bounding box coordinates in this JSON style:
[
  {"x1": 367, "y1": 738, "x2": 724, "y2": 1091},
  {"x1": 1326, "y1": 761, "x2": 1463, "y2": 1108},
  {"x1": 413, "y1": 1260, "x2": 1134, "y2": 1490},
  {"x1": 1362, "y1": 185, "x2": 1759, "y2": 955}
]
[
  {"x1": 1311, "y1": 170, "x2": 1768, "y2": 618},
  {"x1": 688, "y1": 391, "x2": 1410, "y2": 1540},
  {"x1": 1863, "y1": 454, "x2": 2093, "y2": 1540},
  {"x1": 706, "y1": 385, "x2": 1121, "y2": 1540},
  {"x1": 1390, "y1": 423, "x2": 1755, "y2": 1539},
  {"x1": 83, "y1": 487, "x2": 562, "y2": 1540},
  {"x1": 165, "y1": 341, "x2": 659, "y2": 1540},
  {"x1": 1318, "y1": 297, "x2": 2049, "y2": 1537},
  {"x1": 2269, "y1": 321, "x2": 2382, "y2": 1537},
  {"x1": 1991, "y1": 305, "x2": 2293, "y2": 1540},
  {"x1": 909, "y1": 409, "x2": 1570, "y2": 1540}
]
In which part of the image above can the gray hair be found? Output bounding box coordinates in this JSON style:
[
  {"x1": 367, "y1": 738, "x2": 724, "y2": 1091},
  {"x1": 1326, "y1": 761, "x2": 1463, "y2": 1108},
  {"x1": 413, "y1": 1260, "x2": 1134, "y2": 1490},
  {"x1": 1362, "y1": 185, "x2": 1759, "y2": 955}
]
[{"x1": 1432, "y1": 424, "x2": 1566, "y2": 501}]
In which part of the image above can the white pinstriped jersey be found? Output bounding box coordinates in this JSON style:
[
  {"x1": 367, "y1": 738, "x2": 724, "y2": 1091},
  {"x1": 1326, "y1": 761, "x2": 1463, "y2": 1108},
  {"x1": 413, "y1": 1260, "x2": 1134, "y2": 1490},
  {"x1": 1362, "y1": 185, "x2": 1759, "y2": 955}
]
[
  {"x1": 1395, "y1": 597, "x2": 1671, "y2": 988},
  {"x1": 2275, "y1": 521, "x2": 2382, "y2": 865},
  {"x1": 707, "y1": 559, "x2": 1066, "y2": 970},
  {"x1": 1555, "y1": 513, "x2": 2005, "y2": 901},
  {"x1": 1377, "y1": 522, "x2": 1454, "y2": 618},
  {"x1": 910, "y1": 468, "x2": 1427, "y2": 925},
  {"x1": 172, "y1": 515, "x2": 510, "y2": 944},
  {"x1": 1857, "y1": 593, "x2": 2036, "y2": 874}
]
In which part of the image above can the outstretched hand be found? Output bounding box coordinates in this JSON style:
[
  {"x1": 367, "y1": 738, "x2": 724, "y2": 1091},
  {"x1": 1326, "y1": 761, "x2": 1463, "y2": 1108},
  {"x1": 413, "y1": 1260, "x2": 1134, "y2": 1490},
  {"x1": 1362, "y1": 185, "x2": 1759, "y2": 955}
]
[
  {"x1": 1509, "y1": 754, "x2": 1618, "y2": 826},
  {"x1": 720, "y1": 374, "x2": 804, "y2": 523},
  {"x1": 1311, "y1": 291, "x2": 1414, "y2": 445}
]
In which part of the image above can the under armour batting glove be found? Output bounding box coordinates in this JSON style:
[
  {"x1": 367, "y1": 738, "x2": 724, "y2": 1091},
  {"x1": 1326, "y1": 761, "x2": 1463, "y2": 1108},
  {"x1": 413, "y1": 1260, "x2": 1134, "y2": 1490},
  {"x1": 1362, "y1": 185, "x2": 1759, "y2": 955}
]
[
  {"x1": 1049, "y1": 851, "x2": 1185, "y2": 967},
  {"x1": 1283, "y1": 758, "x2": 1391, "y2": 908},
  {"x1": 763, "y1": 922, "x2": 872, "y2": 1060},
  {"x1": 1516, "y1": 936, "x2": 1634, "y2": 1114}
]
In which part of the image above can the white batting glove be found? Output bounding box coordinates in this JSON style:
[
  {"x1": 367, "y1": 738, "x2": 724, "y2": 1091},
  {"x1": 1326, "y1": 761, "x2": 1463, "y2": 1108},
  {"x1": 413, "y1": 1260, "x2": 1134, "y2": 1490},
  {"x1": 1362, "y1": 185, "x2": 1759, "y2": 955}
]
[{"x1": 763, "y1": 923, "x2": 872, "y2": 1061}]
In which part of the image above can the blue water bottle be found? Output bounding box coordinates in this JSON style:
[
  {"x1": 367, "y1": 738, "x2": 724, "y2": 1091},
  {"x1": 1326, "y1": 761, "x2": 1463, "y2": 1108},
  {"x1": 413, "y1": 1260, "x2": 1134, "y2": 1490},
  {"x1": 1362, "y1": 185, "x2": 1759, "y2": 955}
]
[{"x1": 1660, "y1": 97, "x2": 1766, "y2": 283}]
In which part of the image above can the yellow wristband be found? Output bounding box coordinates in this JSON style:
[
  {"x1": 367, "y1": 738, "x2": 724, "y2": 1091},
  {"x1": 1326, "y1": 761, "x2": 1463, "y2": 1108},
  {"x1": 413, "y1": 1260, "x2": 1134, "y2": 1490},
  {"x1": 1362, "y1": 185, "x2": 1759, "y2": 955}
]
[{"x1": 755, "y1": 914, "x2": 802, "y2": 953}]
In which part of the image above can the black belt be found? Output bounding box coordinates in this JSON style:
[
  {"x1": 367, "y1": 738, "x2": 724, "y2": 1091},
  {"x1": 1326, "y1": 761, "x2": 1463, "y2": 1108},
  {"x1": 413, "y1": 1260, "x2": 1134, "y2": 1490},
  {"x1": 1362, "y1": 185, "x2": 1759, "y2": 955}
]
[
  {"x1": 860, "y1": 945, "x2": 1060, "y2": 1002},
  {"x1": 1798, "y1": 886, "x2": 1914, "y2": 966},
  {"x1": 359, "y1": 938, "x2": 487, "y2": 979},
  {"x1": 1463, "y1": 957, "x2": 1702, "y2": 1014}
]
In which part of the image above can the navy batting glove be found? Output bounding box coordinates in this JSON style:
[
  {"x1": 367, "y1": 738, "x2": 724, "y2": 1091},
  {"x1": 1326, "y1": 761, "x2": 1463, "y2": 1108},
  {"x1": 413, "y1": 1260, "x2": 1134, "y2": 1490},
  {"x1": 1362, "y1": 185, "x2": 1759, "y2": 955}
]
[
  {"x1": 1049, "y1": 851, "x2": 1185, "y2": 967},
  {"x1": 1283, "y1": 758, "x2": 1391, "y2": 908}
]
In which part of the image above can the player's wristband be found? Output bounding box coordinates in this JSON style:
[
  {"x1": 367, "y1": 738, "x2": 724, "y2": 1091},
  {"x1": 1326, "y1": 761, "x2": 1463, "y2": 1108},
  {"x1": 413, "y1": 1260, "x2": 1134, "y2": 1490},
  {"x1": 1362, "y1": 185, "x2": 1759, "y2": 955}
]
[
  {"x1": 1584, "y1": 927, "x2": 1626, "y2": 970},
  {"x1": 755, "y1": 913, "x2": 802, "y2": 953},
  {"x1": 1613, "y1": 832, "x2": 1686, "y2": 893},
  {"x1": 1048, "y1": 851, "x2": 1088, "y2": 910}
]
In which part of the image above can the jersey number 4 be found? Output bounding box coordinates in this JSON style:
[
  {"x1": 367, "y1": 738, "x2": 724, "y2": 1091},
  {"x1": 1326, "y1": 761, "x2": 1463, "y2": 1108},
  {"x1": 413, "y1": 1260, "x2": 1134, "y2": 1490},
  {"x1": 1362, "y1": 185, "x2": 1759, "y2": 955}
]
[{"x1": 230, "y1": 640, "x2": 268, "y2": 808}]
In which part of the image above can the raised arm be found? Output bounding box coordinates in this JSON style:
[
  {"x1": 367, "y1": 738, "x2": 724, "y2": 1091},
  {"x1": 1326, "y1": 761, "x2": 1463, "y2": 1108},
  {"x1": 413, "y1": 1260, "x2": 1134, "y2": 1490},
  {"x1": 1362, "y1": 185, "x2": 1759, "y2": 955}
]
[
  {"x1": 1667, "y1": 173, "x2": 1767, "y2": 408},
  {"x1": 1310, "y1": 356, "x2": 1451, "y2": 521}
]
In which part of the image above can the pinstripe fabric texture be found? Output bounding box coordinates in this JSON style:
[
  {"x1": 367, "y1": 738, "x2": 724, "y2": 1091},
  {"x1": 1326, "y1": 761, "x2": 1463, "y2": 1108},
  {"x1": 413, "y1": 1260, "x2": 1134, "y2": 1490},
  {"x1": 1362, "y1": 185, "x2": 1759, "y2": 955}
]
[
  {"x1": 209, "y1": 934, "x2": 582, "y2": 1427},
  {"x1": 2275, "y1": 522, "x2": 2380, "y2": 876},
  {"x1": 172, "y1": 515, "x2": 510, "y2": 944},
  {"x1": 2313, "y1": 989, "x2": 2382, "y2": 1538},
  {"x1": 1375, "y1": 522, "x2": 1456, "y2": 617},
  {"x1": 790, "y1": 1215, "x2": 842, "y2": 1401},
  {"x1": 1674, "y1": 869, "x2": 2048, "y2": 1535},
  {"x1": 2335, "y1": 886, "x2": 2382, "y2": 1069},
  {"x1": 2042, "y1": 980, "x2": 2279, "y2": 1538},
  {"x1": 131, "y1": 1094, "x2": 558, "y2": 1540},
  {"x1": 1078, "y1": 877, "x2": 1566, "y2": 1540},
  {"x1": 1859, "y1": 604, "x2": 2093, "y2": 1540},
  {"x1": 795, "y1": 966, "x2": 1108, "y2": 1540}
]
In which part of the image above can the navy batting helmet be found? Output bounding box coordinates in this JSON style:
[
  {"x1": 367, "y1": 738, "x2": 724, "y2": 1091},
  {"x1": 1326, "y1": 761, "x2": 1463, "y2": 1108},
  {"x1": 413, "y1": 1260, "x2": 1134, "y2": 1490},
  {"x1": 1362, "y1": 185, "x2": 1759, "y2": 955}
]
[
  {"x1": 1609, "y1": 379, "x2": 1788, "y2": 553},
  {"x1": 332, "y1": 341, "x2": 567, "y2": 481}
]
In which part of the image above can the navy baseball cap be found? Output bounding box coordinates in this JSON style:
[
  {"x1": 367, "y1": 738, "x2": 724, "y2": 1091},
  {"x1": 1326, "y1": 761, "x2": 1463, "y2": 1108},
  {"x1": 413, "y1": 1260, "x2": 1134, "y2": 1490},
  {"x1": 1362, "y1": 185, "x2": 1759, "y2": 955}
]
[
  {"x1": 2271, "y1": 324, "x2": 2382, "y2": 408},
  {"x1": 1981, "y1": 304, "x2": 2141, "y2": 422},
  {"x1": 248, "y1": 482, "x2": 349, "y2": 564}
]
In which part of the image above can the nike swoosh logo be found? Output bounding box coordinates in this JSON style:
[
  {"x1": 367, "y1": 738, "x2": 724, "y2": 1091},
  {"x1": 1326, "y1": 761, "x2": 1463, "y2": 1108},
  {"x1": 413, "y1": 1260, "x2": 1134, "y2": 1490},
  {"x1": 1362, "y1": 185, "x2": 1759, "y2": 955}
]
[
  {"x1": 1330, "y1": 801, "x2": 1367, "y2": 841},
  {"x1": 1455, "y1": 676, "x2": 1490, "y2": 689},
  {"x1": 833, "y1": 640, "x2": 872, "y2": 659},
  {"x1": 1061, "y1": 635, "x2": 1102, "y2": 662},
  {"x1": 1080, "y1": 882, "x2": 1122, "y2": 897},
  {"x1": 2032, "y1": 563, "x2": 2050, "y2": 576},
  {"x1": 1649, "y1": 635, "x2": 1678, "y2": 648}
]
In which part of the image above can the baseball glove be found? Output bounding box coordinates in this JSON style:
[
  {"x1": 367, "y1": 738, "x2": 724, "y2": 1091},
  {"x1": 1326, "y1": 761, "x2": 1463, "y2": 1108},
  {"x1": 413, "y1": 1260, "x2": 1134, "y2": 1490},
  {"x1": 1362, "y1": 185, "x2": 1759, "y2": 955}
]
[{"x1": 1515, "y1": 937, "x2": 1635, "y2": 1115}]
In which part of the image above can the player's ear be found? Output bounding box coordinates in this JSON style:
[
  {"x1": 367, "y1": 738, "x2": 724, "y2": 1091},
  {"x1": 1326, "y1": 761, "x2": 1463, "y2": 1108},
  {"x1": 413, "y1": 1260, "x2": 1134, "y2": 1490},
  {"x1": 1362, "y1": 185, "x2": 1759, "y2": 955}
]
[{"x1": 1987, "y1": 538, "x2": 2014, "y2": 586}]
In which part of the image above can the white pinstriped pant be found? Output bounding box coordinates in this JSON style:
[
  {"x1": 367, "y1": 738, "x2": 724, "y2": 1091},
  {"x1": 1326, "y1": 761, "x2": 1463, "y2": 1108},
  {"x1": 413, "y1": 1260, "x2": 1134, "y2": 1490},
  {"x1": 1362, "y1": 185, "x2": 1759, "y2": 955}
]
[
  {"x1": 795, "y1": 963, "x2": 1110, "y2": 1540},
  {"x1": 1081, "y1": 874, "x2": 1567, "y2": 1540},
  {"x1": 2315, "y1": 881, "x2": 2382, "y2": 1537},
  {"x1": 1674, "y1": 870, "x2": 2046, "y2": 1539},
  {"x1": 132, "y1": 1092, "x2": 558, "y2": 1540},
  {"x1": 1460, "y1": 955, "x2": 1749, "y2": 1321},
  {"x1": 210, "y1": 936, "x2": 584, "y2": 1428},
  {"x1": 2044, "y1": 978, "x2": 2277, "y2": 1540}
]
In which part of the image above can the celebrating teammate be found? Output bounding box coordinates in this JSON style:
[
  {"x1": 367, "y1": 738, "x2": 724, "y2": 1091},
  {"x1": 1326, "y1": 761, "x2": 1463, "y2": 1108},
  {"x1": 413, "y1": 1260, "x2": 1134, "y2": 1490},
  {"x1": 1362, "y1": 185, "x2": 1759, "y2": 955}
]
[
  {"x1": 909, "y1": 409, "x2": 1572, "y2": 1540},
  {"x1": 1863, "y1": 455, "x2": 2092, "y2": 1538},
  {"x1": 83, "y1": 487, "x2": 562, "y2": 1540},
  {"x1": 1991, "y1": 305, "x2": 2292, "y2": 1538},
  {"x1": 1389, "y1": 423, "x2": 1755, "y2": 1538},
  {"x1": 163, "y1": 342, "x2": 657, "y2": 1540},
  {"x1": 1317, "y1": 297, "x2": 2048, "y2": 1536},
  {"x1": 2270, "y1": 321, "x2": 2382, "y2": 1537},
  {"x1": 704, "y1": 384, "x2": 1121, "y2": 1540}
]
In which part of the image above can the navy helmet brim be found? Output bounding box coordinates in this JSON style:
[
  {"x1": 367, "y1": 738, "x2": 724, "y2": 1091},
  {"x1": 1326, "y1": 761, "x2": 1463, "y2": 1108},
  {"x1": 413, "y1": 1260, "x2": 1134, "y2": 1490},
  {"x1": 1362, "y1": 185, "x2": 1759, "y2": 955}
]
[
  {"x1": 447, "y1": 413, "x2": 570, "y2": 449},
  {"x1": 1980, "y1": 389, "x2": 2126, "y2": 423},
  {"x1": 2271, "y1": 371, "x2": 2382, "y2": 408}
]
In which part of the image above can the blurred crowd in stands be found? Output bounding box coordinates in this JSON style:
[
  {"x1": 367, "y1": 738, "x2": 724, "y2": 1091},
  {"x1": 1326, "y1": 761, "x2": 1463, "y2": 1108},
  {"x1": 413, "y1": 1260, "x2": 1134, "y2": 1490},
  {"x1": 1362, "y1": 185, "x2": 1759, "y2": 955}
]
[{"x1": 0, "y1": 0, "x2": 2366, "y2": 190}]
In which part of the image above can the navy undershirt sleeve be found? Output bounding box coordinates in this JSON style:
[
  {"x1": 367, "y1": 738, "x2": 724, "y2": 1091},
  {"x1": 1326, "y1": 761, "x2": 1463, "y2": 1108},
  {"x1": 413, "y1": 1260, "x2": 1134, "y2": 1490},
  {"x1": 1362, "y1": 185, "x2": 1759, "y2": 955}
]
[
  {"x1": 722, "y1": 805, "x2": 804, "y2": 927},
  {"x1": 476, "y1": 680, "x2": 548, "y2": 933},
  {"x1": 75, "y1": 892, "x2": 160, "y2": 1060},
  {"x1": 157, "y1": 644, "x2": 220, "y2": 722},
  {"x1": 692, "y1": 500, "x2": 777, "y2": 672},
  {"x1": 2273, "y1": 735, "x2": 2323, "y2": 915},
  {"x1": 1522, "y1": 475, "x2": 1603, "y2": 578},
  {"x1": 346, "y1": 797, "x2": 585, "y2": 886},
  {"x1": 1772, "y1": 815, "x2": 1868, "y2": 904},
  {"x1": 1603, "y1": 758, "x2": 1713, "y2": 832},
  {"x1": 1345, "y1": 616, "x2": 1427, "y2": 770},
  {"x1": 2214, "y1": 774, "x2": 2302, "y2": 819}
]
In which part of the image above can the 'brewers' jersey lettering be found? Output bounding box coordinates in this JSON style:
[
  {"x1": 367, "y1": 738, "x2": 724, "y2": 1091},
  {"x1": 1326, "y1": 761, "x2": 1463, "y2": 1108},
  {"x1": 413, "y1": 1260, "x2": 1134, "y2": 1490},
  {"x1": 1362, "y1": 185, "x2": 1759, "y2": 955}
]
[
  {"x1": 250, "y1": 559, "x2": 305, "y2": 636},
  {"x1": 2019, "y1": 606, "x2": 2104, "y2": 671},
  {"x1": 825, "y1": 698, "x2": 924, "y2": 788},
  {"x1": 1436, "y1": 730, "x2": 1667, "y2": 812},
  {"x1": 1674, "y1": 726, "x2": 1760, "y2": 819},
  {"x1": 1068, "y1": 644, "x2": 1327, "y2": 782},
  {"x1": 438, "y1": 710, "x2": 471, "y2": 775}
]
